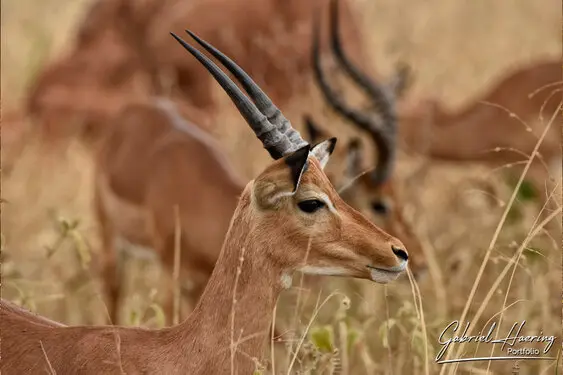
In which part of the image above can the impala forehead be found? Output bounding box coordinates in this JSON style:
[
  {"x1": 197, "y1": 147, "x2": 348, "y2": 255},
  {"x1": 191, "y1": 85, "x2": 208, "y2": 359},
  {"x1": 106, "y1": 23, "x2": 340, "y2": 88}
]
[{"x1": 255, "y1": 154, "x2": 343, "y2": 206}]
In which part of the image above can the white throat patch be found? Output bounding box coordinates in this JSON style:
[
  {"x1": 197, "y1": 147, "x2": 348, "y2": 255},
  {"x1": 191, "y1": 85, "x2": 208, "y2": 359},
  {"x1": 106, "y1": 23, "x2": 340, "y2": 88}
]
[{"x1": 280, "y1": 273, "x2": 293, "y2": 289}]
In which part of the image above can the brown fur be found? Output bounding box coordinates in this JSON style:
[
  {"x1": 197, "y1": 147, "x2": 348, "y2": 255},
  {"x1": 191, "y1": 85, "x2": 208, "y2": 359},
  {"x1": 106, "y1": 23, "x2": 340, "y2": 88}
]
[
  {"x1": 26, "y1": 0, "x2": 368, "y2": 142},
  {"x1": 26, "y1": 0, "x2": 158, "y2": 142},
  {"x1": 3, "y1": 31, "x2": 410, "y2": 372},
  {"x1": 305, "y1": 125, "x2": 428, "y2": 276},
  {"x1": 340, "y1": 176, "x2": 427, "y2": 274},
  {"x1": 149, "y1": 0, "x2": 367, "y2": 108},
  {"x1": 398, "y1": 59, "x2": 562, "y2": 191},
  {"x1": 93, "y1": 98, "x2": 241, "y2": 323},
  {"x1": 95, "y1": 98, "x2": 427, "y2": 327},
  {"x1": 1, "y1": 152, "x2": 408, "y2": 375}
]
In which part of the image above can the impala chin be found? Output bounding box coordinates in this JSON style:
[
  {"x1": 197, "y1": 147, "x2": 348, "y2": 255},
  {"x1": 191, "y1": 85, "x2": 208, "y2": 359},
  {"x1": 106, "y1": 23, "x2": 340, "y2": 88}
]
[{"x1": 367, "y1": 261, "x2": 408, "y2": 284}]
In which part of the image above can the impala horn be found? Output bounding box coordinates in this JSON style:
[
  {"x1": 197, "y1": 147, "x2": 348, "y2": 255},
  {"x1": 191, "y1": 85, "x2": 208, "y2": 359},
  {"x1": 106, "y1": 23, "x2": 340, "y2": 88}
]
[
  {"x1": 312, "y1": 0, "x2": 396, "y2": 185},
  {"x1": 171, "y1": 30, "x2": 308, "y2": 159}
]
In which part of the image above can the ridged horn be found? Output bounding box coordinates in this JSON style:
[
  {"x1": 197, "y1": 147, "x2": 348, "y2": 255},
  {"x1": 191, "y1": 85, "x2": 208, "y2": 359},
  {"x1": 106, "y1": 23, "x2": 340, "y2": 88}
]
[
  {"x1": 171, "y1": 31, "x2": 306, "y2": 159},
  {"x1": 312, "y1": 11, "x2": 395, "y2": 184},
  {"x1": 184, "y1": 30, "x2": 307, "y2": 151}
]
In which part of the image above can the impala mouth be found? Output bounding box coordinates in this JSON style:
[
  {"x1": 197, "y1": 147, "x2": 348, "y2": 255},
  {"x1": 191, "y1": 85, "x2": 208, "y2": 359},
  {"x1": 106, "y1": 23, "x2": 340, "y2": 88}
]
[{"x1": 366, "y1": 261, "x2": 407, "y2": 283}]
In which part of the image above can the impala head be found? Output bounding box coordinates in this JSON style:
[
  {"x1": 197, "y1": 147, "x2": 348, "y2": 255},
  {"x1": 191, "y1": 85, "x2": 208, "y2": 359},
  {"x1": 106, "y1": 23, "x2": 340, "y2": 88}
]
[
  {"x1": 171, "y1": 29, "x2": 408, "y2": 283},
  {"x1": 308, "y1": 0, "x2": 427, "y2": 278}
]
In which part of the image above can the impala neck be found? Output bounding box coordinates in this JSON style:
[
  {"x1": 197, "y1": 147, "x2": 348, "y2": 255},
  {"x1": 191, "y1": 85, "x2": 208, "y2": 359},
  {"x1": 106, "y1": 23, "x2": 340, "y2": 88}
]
[{"x1": 169, "y1": 189, "x2": 284, "y2": 373}]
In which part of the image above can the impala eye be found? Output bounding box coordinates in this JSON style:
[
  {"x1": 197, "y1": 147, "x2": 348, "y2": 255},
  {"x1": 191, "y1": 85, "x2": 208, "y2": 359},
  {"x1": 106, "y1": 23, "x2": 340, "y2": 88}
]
[
  {"x1": 298, "y1": 199, "x2": 326, "y2": 213},
  {"x1": 371, "y1": 200, "x2": 389, "y2": 215}
]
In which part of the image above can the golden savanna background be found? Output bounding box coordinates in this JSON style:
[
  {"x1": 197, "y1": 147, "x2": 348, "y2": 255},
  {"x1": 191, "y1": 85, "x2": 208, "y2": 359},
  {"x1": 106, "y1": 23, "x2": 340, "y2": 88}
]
[{"x1": 1, "y1": 0, "x2": 561, "y2": 374}]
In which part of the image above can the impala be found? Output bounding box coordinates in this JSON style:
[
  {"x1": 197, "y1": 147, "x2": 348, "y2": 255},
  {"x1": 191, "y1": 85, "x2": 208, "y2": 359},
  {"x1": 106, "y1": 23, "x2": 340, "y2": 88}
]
[
  {"x1": 0, "y1": 29, "x2": 408, "y2": 375},
  {"x1": 399, "y1": 60, "x2": 560, "y2": 163},
  {"x1": 398, "y1": 59, "x2": 561, "y2": 195},
  {"x1": 93, "y1": 95, "x2": 240, "y2": 324},
  {"x1": 25, "y1": 0, "x2": 160, "y2": 143},
  {"x1": 27, "y1": 0, "x2": 369, "y2": 142},
  {"x1": 307, "y1": 0, "x2": 427, "y2": 275},
  {"x1": 94, "y1": 0, "x2": 425, "y2": 326}
]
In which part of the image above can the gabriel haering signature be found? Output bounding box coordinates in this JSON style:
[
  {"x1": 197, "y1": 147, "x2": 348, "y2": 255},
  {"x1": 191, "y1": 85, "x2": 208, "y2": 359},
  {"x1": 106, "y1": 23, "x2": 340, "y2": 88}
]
[{"x1": 435, "y1": 320, "x2": 556, "y2": 364}]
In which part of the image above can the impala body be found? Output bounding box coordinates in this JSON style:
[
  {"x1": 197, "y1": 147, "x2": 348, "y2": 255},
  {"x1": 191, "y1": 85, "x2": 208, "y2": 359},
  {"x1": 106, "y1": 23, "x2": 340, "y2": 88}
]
[
  {"x1": 398, "y1": 59, "x2": 561, "y2": 191},
  {"x1": 1, "y1": 29, "x2": 408, "y2": 375},
  {"x1": 25, "y1": 0, "x2": 157, "y2": 143},
  {"x1": 27, "y1": 0, "x2": 368, "y2": 141},
  {"x1": 94, "y1": 98, "x2": 243, "y2": 323}
]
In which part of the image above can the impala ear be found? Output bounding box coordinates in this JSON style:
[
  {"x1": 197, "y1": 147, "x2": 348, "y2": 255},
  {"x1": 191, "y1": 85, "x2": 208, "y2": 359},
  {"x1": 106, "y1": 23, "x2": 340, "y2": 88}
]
[
  {"x1": 311, "y1": 137, "x2": 337, "y2": 170},
  {"x1": 285, "y1": 144, "x2": 312, "y2": 192},
  {"x1": 345, "y1": 137, "x2": 363, "y2": 178},
  {"x1": 303, "y1": 115, "x2": 326, "y2": 143}
]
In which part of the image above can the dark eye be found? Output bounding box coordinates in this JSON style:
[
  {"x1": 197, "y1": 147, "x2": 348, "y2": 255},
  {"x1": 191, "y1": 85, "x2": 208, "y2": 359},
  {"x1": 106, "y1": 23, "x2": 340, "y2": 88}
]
[
  {"x1": 371, "y1": 200, "x2": 389, "y2": 215},
  {"x1": 298, "y1": 199, "x2": 326, "y2": 213}
]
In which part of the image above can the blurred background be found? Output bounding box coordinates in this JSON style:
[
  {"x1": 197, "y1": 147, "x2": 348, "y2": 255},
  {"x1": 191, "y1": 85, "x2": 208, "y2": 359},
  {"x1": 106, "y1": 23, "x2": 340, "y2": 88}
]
[{"x1": 1, "y1": 0, "x2": 561, "y2": 374}]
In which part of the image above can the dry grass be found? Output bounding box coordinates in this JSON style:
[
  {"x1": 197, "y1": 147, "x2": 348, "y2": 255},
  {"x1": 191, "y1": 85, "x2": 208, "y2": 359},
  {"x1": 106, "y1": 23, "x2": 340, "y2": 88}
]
[{"x1": 1, "y1": 0, "x2": 561, "y2": 374}]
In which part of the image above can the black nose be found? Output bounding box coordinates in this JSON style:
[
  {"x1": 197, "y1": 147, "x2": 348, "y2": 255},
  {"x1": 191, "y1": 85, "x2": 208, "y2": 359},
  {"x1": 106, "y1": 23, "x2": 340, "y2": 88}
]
[{"x1": 392, "y1": 245, "x2": 408, "y2": 261}]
